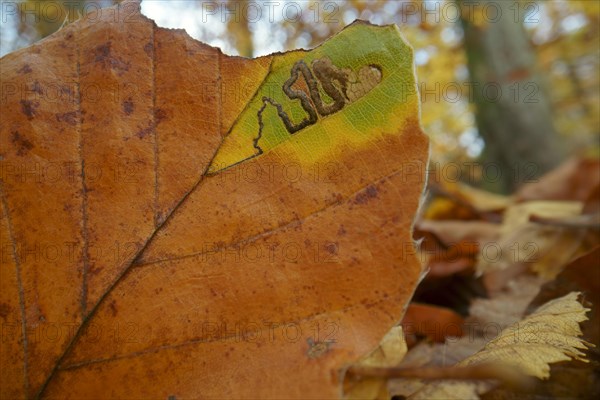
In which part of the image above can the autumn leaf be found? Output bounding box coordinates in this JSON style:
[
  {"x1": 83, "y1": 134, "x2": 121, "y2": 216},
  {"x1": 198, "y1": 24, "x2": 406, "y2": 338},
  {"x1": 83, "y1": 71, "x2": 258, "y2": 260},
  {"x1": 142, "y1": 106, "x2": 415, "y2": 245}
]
[
  {"x1": 424, "y1": 179, "x2": 510, "y2": 221},
  {"x1": 476, "y1": 200, "x2": 597, "y2": 279},
  {"x1": 344, "y1": 326, "x2": 407, "y2": 400},
  {"x1": 401, "y1": 303, "x2": 464, "y2": 344},
  {"x1": 528, "y1": 247, "x2": 600, "y2": 347},
  {"x1": 516, "y1": 155, "x2": 600, "y2": 203},
  {"x1": 415, "y1": 219, "x2": 500, "y2": 278},
  {"x1": 406, "y1": 292, "x2": 591, "y2": 399},
  {"x1": 464, "y1": 292, "x2": 590, "y2": 376},
  {"x1": 468, "y1": 274, "x2": 547, "y2": 330},
  {"x1": 0, "y1": 1, "x2": 428, "y2": 398}
]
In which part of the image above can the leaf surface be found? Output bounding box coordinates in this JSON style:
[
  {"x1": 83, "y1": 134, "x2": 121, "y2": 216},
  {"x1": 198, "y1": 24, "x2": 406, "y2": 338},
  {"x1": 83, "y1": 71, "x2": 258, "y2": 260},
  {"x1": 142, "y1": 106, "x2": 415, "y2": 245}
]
[{"x1": 0, "y1": 1, "x2": 428, "y2": 398}]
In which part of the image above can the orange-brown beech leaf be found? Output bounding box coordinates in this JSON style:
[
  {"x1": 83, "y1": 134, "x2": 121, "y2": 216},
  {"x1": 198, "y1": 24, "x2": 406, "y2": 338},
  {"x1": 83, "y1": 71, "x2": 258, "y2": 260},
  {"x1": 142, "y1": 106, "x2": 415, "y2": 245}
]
[
  {"x1": 414, "y1": 220, "x2": 500, "y2": 278},
  {"x1": 424, "y1": 179, "x2": 510, "y2": 222},
  {"x1": 0, "y1": 1, "x2": 428, "y2": 398},
  {"x1": 515, "y1": 156, "x2": 600, "y2": 203},
  {"x1": 416, "y1": 220, "x2": 500, "y2": 248},
  {"x1": 402, "y1": 303, "x2": 464, "y2": 346}
]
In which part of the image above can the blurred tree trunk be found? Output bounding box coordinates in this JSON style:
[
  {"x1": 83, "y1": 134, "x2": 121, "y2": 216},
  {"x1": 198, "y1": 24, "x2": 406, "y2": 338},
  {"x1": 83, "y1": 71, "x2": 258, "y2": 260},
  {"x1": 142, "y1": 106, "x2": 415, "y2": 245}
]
[{"x1": 460, "y1": 0, "x2": 564, "y2": 193}]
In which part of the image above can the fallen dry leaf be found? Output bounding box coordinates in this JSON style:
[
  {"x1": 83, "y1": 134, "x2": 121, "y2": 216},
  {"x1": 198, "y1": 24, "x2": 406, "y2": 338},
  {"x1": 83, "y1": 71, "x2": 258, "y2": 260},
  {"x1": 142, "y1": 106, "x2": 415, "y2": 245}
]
[
  {"x1": 356, "y1": 326, "x2": 409, "y2": 369},
  {"x1": 468, "y1": 274, "x2": 547, "y2": 330},
  {"x1": 451, "y1": 182, "x2": 512, "y2": 213},
  {"x1": 414, "y1": 220, "x2": 500, "y2": 279},
  {"x1": 402, "y1": 303, "x2": 464, "y2": 345},
  {"x1": 424, "y1": 179, "x2": 510, "y2": 222},
  {"x1": 388, "y1": 336, "x2": 488, "y2": 398},
  {"x1": 417, "y1": 220, "x2": 501, "y2": 247},
  {"x1": 516, "y1": 156, "x2": 600, "y2": 203},
  {"x1": 500, "y1": 201, "x2": 583, "y2": 235},
  {"x1": 477, "y1": 200, "x2": 597, "y2": 279},
  {"x1": 406, "y1": 292, "x2": 591, "y2": 399},
  {"x1": 466, "y1": 291, "x2": 591, "y2": 377},
  {"x1": 343, "y1": 326, "x2": 407, "y2": 399},
  {"x1": 479, "y1": 247, "x2": 600, "y2": 399},
  {"x1": 527, "y1": 246, "x2": 600, "y2": 351},
  {"x1": 423, "y1": 196, "x2": 481, "y2": 221},
  {"x1": 0, "y1": 1, "x2": 429, "y2": 398}
]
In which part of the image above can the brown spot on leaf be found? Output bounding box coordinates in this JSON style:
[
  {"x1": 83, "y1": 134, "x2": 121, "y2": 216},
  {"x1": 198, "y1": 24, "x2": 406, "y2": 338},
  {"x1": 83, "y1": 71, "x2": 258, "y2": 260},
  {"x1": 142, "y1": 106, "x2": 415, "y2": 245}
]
[
  {"x1": 354, "y1": 185, "x2": 378, "y2": 204},
  {"x1": 0, "y1": 303, "x2": 11, "y2": 319},
  {"x1": 123, "y1": 98, "x2": 134, "y2": 115},
  {"x1": 155, "y1": 108, "x2": 168, "y2": 124},
  {"x1": 136, "y1": 124, "x2": 153, "y2": 139},
  {"x1": 144, "y1": 42, "x2": 153, "y2": 57},
  {"x1": 330, "y1": 192, "x2": 344, "y2": 204},
  {"x1": 94, "y1": 41, "x2": 130, "y2": 75},
  {"x1": 31, "y1": 81, "x2": 43, "y2": 95},
  {"x1": 88, "y1": 264, "x2": 100, "y2": 277},
  {"x1": 325, "y1": 242, "x2": 338, "y2": 255},
  {"x1": 56, "y1": 111, "x2": 79, "y2": 126},
  {"x1": 18, "y1": 64, "x2": 32, "y2": 74},
  {"x1": 11, "y1": 131, "x2": 34, "y2": 156},
  {"x1": 20, "y1": 99, "x2": 39, "y2": 119},
  {"x1": 109, "y1": 300, "x2": 118, "y2": 317},
  {"x1": 95, "y1": 42, "x2": 111, "y2": 62}
]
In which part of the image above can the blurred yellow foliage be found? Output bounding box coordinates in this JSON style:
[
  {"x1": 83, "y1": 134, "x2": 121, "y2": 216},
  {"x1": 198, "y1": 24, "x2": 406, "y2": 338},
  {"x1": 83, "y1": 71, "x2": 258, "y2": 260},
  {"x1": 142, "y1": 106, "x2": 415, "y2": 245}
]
[{"x1": 5, "y1": 0, "x2": 598, "y2": 182}]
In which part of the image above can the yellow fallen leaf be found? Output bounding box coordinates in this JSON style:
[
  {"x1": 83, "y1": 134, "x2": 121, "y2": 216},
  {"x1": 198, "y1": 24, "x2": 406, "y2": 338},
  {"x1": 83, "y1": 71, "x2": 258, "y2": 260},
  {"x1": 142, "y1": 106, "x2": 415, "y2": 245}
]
[
  {"x1": 456, "y1": 182, "x2": 512, "y2": 212},
  {"x1": 358, "y1": 326, "x2": 408, "y2": 368},
  {"x1": 501, "y1": 201, "x2": 583, "y2": 236},
  {"x1": 344, "y1": 326, "x2": 407, "y2": 399},
  {"x1": 406, "y1": 292, "x2": 591, "y2": 399},
  {"x1": 463, "y1": 292, "x2": 590, "y2": 378},
  {"x1": 477, "y1": 201, "x2": 595, "y2": 278},
  {"x1": 424, "y1": 179, "x2": 511, "y2": 220}
]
